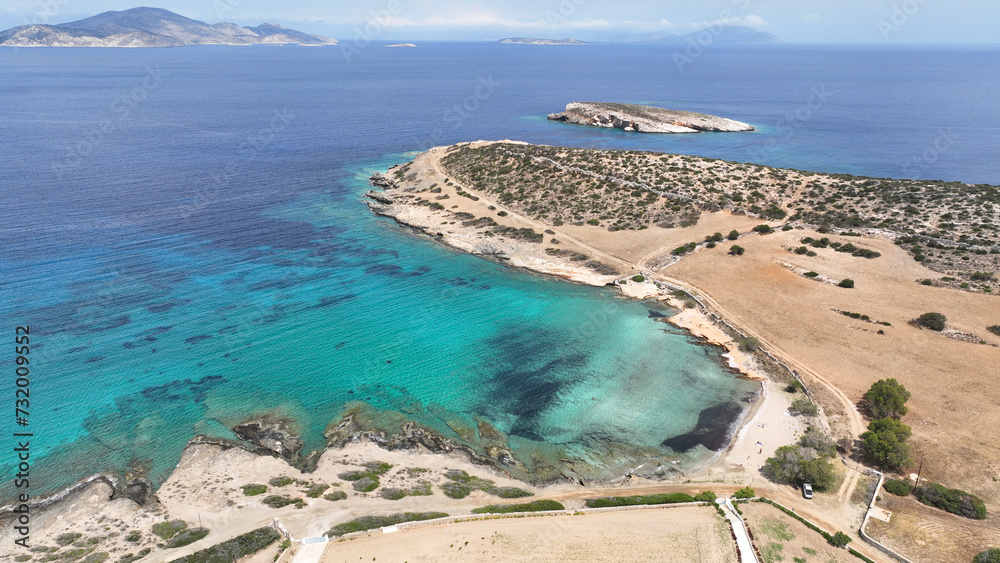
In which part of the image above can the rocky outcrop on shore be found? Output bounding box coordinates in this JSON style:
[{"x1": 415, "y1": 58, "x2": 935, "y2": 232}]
[
  {"x1": 232, "y1": 417, "x2": 304, "y2": 460},
  {"x1": 548, "y1": 102, "x2": 754, "y2": 134}
]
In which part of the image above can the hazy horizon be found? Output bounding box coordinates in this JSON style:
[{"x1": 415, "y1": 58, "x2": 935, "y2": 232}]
[{"x1": 2, "y1": 1, "x2": 999, "y2": 44}]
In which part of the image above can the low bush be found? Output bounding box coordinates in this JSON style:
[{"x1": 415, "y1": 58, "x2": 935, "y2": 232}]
[
  {"x1": 324, "y1": 491, "x2": 348, "y2": 501},
  {"x1": 733, "y1": 486, "x2": 755, "y2": 499},
  {"x1": 352, "y1": 477, "x2": 379, "y2": 492},
  {"x1": 914, "y1": 483, "x2": 987, "y2": 520},
  {"x1": 326, "y1": 513, "x2": 448, "y2": 537},
  {"x1": 915, "y1": 312, "x2": 947, "y2": 331},
  {"x1": 974, "y1": 548, "x2": 1000, "y2": 563},
  {"x1": 471, "y1": 500, "x2": 564, "y2": 514},
  {"x1": 829, "y1": 531, "x2": 852, "y2": 548},
  {"x1": 803, "y1": 271, "x2": 819, "y2": 278},
  {"x1": 694, "y1": 491, "x2": 717, "y2": 502},
  {"x1": 487, "y1": 487, "x2": 533, "y2": 499},
  {"x1": 838, "y1": 278, "x2": 855, "y2": 288},
  {"x1": 728, "y1": 230, "x2": 740, "y2": 241},
  {"x1": 241, "y1": 484, "x2": 267, "y2": 496},
  {"x1": 303, "y1": 484, "x2": 329, "y2": 498},
  {"x1": 987, "y1": 325, "x2": 1000, "y2": 337},
  {"x1": 56, "y1": 533, "x2": 83, "y2": 546},
  {"x1": 380, "y1": 488, "x2": 406, "y2": 500},
  {"x1": 631, "y1": 275, "x2": 645, "y2": 283},
  {"x1": 166, "y1": 527, "x2": 279, "y2": 563},
  {"x1": 261, "y1": 495, "x2": 305, "y2": 509},
  {"x1": 584, "y1": 493, "x2": 695, "y2": 508},
  {"x1": 125, "y1": 531, "x2": 142, "y2": 543},
  {"x1": 268, "y1": 476, "x2": 294, "y2": 487},
  {"x1": 883, "y1": 479, "x2": 911, "y2": 496},
  {"x1": 753, "y1": 224, "x2": 772, "y2": 234},
  {"x1": 152, "y1": 521, "x2": 188, "y2": 540},
  {"x1": 166, "y1": 528, "x2": 209, "y2": 549},
  {"x1": 441, "y1": 482, "x2": 472, "y2": 499},
  {"x1": 729, "y1": 245, "x2": 745, "y2": 256},
  {"x1": 789, "y1": 397, "x2": 818, "y2": 417}
]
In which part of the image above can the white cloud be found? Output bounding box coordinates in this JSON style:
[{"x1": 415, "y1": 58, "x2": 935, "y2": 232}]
[{"x1": 693, "y1": 14, "x2": 769, "y2": 29}]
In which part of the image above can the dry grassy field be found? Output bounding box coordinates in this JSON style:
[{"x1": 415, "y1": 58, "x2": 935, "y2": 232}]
[
  {"x1": 742, "y1": 502, "x2": 854, "y2": 563},
  {"x1": 319, "y1": 507, "x2": 737, "y2": 563}
]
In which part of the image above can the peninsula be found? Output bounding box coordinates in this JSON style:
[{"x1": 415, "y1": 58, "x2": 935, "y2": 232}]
[
  {"x1": 0, "y1": 7, "x2": 336, "y2": 47},
  {"x1": 548, "y1": 102, "x2": 755, "y2": 133}
]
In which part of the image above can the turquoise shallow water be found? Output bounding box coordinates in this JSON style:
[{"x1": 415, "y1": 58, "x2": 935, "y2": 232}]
[{"x1": 2, "y1": 43, "x2": 997, "y2": 500}]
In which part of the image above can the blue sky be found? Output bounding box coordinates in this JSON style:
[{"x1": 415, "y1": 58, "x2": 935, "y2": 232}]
[{"x1": 2, "y1": 0, "x2": 997, "y2": 43}]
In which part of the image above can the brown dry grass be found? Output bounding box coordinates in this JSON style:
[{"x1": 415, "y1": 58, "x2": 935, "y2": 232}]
[
  {"x1": 320, "y1": 506, "x2": 737, "y2": 563},
  {"x1": 866, "y1": 493, "x2": 1000, "y2": 563},
  {"x1": 743, "y1": 502, "x2": 854, "y2": 563}
]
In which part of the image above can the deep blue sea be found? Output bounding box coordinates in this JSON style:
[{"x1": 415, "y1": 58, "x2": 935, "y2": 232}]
[{"x1": 1, "y1": 42, "x2": 998, "y2": 500}]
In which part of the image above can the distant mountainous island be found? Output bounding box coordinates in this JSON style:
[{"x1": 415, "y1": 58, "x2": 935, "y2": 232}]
[
  {"x1": 498, "y1": 38, "x2": 588, "y2": 45},
  {"x1": 548, "y1": 102, "x2": 755, "y2": 134},
  {"x1": 0, "y1": 7, "x2": 337, "y2": 47}
]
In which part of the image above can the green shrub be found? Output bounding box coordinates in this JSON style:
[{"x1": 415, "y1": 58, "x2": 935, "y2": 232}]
[
  {"x1": 167, "y1": 527, "x2": 279, "y2": 563},
  {"x1": 364, "y1": 461, "x2": 392, "y2": 475},
  {"x1": 338, "y1": 470, "x2": 370, "y2": 481},
  {"x1": 829, "y1": 531, "x2": 852, "y2": 547},
  {"x1": 261, "y1": 495, "x2": 305, "y2": 509},
  {"x1": 125, "y1": 531, "x2": 142, "y2": 543},
  {"x1": 737, "y1": 336, "x2": 759, "y2": 352},
  {"x1": 441, "y1": 482, "x2": 473, "y2": 499},
  {"x1": 753, "y1": 224, "x2": 772, "y2": 234},
  {"x1": 914, "y1": 483, "x2": 987, "y2": 520},
  {"x1": 56, "y1": 533, "x2": 83, "y2": 546},
  {"x1": 727, "y1": 230, "x2": 740, "y2": 241},
  {"x1": 974, "y1": 548, "x2": 1000, "y2": 563},
  {"x1": 241, "y1": 484, "x2": 267, "y2": 496},
  {"x1": 326, "y1": 513, "x2": 448, "y2": 537},
  {"x1": 119, "y1": 548, "x2": 152, "y2": 563},
  {"x1": 81, "y1": 553, "x2": 108, "y2": 563},
  {"x1": 838, "y1": 278, "x2": 855, "y2": 288},
  {"x1": 166, "y1": 528, "x2": 209, "y2": 549},
  {"x1": 487, "y1": 487, "x2": 533, "y2": 499},
  {"x1": 733, "y1": 486, "x2": 755, "y2": 499},
  {"x1": 380, "y1": 488, "x2": 406, "y2": 500},
  {"x1": 324, "y1": 491, "x2": 348, "y2": 501},
  {"x1": 804, "y1": 271, "x2": 819, "y2": 278},
  {"x1": 694, "y1": 491, "x2": 717, "y2": 502},
  {"x1": 472, "y1": 500, "x2": 564, "y2": 514},
  {"x1": 861, "y1": 418, "x2": 912, "y2": 469},
  {"x1": 883, "y1": 479, "x2": 911, "y2": 496},
  {"x1": 268, "y1": 476, "x2": 294, "y2": 487},
  {"x1": 631, "y1": 275, "x2": 645, "y2": 283},
  {"x1": 987, "y1": 325, "x2": 1000, "y2": 337},
  {"x1": 584, "y1": 493, "x2": 695, "y2": 508},
  {"x1": 789, "y1": 397, "x2": 818, "y2": 417},
  {"x1": 861, "y1": 378, "x2": 911, "y2": 419},
  {"x1": 352, "y1": 477, "x2": 379, "y2": 492},
  {"x1": 152, "y1": 521, "x2": 188, "y2": 540},
  {"x1": 303, "y1": 484, "x2": 329, "y2": 498},
  {"x1": 916, "y1": 312, "x2": 946, "y2": 331},
  {"x1": 729, "y1": 245, "x2": 745, "y2": 256}
]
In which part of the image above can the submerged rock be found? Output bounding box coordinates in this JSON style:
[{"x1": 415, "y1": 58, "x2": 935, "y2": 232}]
[{"x1": 548, "y1": 102, "x2": 754, "y2": 134}]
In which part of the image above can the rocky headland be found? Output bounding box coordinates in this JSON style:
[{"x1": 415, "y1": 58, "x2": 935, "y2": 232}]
[{"x1": 548, "y1": 102, "x2": 755, "y2": 133}]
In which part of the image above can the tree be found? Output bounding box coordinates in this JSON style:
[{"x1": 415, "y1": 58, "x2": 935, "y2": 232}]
[
  {"x1": 729, "y1": 245, "x2": 745, "y2": 256},
  {"x1": 861, "y1": 418, "x2": 912, "y2": 469},
  {"x1": 974, "y1": 548, "x2": 1000, "y2": 563},
  {"x1": 838, "y1": 278, "x2": 855, "y2": 288},
  {"x1": 798, "y1": 457, "x2": 837, "y2": 491},
  {"x1": 861, "y1": 378, "x2": 911, "y2": 419},
  {"x1": 829, "y1": 531, "x2": 852, "y2": 548},
  {"x1": 727, "y1": 229, "x2": 740, "y2": 240},
  {"x1": 916, "y1": 312, "x2": 947, "y2": 331},
  {"x1": 789, "y1": 397, "x2": 819, "y2": 417},
  {"x1": 762, "y1": 445, "x2": 810, "y2": 484}
]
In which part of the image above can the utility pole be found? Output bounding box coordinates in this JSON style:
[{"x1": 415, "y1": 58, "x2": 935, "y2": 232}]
[{"x1": 912, "y1": 459, "x2": 923, "y2": 493}]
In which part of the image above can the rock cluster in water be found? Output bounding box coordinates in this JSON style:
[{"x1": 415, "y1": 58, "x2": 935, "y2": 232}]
[{"x1": 547, "y1": 102, "x2": 754, "y2": 134}]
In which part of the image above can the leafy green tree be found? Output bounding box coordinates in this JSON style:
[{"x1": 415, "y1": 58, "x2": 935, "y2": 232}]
[
  {"x1": 838, "y1": 278, "x2": 855, "y2": 288},
  {"x1": 828, "y1": 531, "x2": 852, "y2": 548},
  {"x1": 733, "y1": 486, "x2": 755, "y2": 499},
  {"x1": 789, "y1": 397, "x2": 818, "y2": 417},
  {"x1": 729, "y1": 245, "x2": 745, "y2": 256},
  {"x1": 798, "y1": 458, "x2": 837, "y2": 491},
  {"x1": 861, "y1": 418, "x2": 912, "y2": 469},
  {"x1": 727, "y1": 229, "x2": 740, "y2": 240},
  {"x1": 974, "y1": 548, "x2": 1000, "y2": 563},
  {"x1": 763, "y1": 445, "x2": 809, "y2": 484},
  {"x1": 861, "y1": 378, "x2": 911, "y2": 419},
  {"x1": 916, "y1": 312, "x2": 947, "y2": 331},
  {"x1": 798, "y1": 426, "x2": 837, "y2": 457}
]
